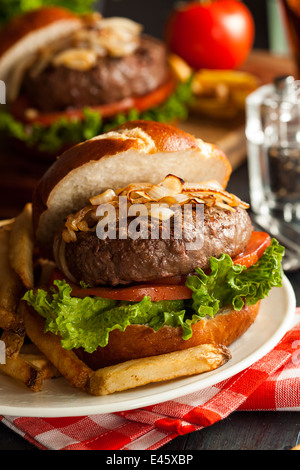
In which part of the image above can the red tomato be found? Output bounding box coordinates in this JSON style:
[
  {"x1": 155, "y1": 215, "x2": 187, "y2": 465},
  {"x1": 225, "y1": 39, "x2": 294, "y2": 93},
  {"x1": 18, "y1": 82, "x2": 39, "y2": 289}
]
[
  {"x1": 71, "y1": 284, "x2": 193, "y2": 302},
  {"x1": 232, "y1": 231, "x2": 271, "y2": 268},
  {"x1": 50, "y1": 232, "x2": 270, "y2": 302},
  {"x1": 166, "y1": 0, "x2": 255, "y2": 70}
]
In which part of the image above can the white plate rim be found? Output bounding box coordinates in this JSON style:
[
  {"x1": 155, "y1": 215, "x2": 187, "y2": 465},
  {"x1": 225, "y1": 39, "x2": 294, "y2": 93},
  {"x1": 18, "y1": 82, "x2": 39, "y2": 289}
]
[{"x1": 0, "y1": 275, "x2": 296, "y2": 418}]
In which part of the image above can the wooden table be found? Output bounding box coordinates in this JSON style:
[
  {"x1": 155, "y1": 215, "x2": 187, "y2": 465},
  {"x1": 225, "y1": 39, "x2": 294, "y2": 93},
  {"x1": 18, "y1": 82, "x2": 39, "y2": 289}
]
[{"x1": 0, "y1": 51, "x2": 299, "y2": 451}]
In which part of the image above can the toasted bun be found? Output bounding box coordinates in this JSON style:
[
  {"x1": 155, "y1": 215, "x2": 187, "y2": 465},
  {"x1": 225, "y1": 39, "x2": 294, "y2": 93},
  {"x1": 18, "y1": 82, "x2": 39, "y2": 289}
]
[
  {"x1": 32, "y1": 120, "x2": 232, "y2": 256},
  {"x1": 0, "y1": 7, "x2": 82, "y2": 101},
  {"x1": 75, "y1": 302, "x2": 261, "y2": 369}
]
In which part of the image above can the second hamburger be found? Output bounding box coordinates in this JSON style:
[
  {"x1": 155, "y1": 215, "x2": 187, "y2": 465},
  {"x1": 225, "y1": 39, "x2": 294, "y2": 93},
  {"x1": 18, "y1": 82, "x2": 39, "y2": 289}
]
[{"x1": 0, "y1": 8, "x2": 191, "y2": 156}]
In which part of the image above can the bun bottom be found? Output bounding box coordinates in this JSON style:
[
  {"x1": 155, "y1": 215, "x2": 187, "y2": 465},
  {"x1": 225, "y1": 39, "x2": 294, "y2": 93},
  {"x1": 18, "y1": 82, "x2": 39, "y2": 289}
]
[{"x1": 75, "y1": 302, "x2": 261, "y2": 370}]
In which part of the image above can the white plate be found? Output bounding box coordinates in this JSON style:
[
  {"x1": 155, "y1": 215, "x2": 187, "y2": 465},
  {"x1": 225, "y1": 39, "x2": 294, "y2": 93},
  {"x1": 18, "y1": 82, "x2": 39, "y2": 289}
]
[{"x1": 0, "y1": 275, "x2": 296, "y2": 417}]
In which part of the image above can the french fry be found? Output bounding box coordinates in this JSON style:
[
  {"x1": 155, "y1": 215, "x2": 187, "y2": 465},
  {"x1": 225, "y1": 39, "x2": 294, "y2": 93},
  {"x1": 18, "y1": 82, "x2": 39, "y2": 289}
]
[
  {"x1": 16, "y1": 342, "x2": 60, "y2": 379},
  {"x1": 0, "y1": 333, "x2": 60, "y2": 390},
  {"x1": 192, "y1": 69, "x2": 259, "y2": 91},
  {"x1": 0, "y1": 228, "x2": 24, "y2": 332},
  {"x1": 0, "y1": 355, "x2": 46, "y2": 392},
  {"x1": 1, "y1": 329, "x2": 25, "y2": 359},
  {"x1": 19, "y1": 352, "x2": 60, "y2": 380},
  {"x1": 9, "y1": 203, "x2": 34, "y2": 289},
  {"x1": 88, "y1": 344, "x2": 231, "y2": 396},
  {"x1": 169, "y1": 54, "x2": 259, "y2": 118},
  {"x1": 20, "y1": 301, "x2": 92, "y2": 391},
  {"x1": 168, "y1": 53, "x2": 193, "y2": 83},
  {"x1": 190, "y1": 69, "x2": 259, "y2": 118}
]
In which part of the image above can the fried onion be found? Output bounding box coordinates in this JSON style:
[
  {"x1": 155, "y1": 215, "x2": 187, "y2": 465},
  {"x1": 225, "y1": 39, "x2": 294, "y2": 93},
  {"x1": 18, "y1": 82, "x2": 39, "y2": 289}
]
[{"x1": 62, "y1": 175, "x2": 249, "y2": 242}]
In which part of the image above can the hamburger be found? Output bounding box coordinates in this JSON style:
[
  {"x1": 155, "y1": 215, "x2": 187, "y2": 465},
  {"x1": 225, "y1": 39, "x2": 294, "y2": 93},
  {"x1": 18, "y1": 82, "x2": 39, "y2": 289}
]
[
  {"x1": 22, "y1": 120, "x2": 284, "y2": 390},
  {"x1": 0, "y1": 7, "x2": 191, "y2": 157}
]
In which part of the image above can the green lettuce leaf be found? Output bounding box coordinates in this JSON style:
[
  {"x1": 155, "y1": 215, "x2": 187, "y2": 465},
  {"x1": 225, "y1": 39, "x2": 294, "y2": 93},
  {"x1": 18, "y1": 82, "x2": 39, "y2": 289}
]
[
  {"x1": 23, "y1": 280, "x2": 193, "y2": 353},
  {"x1": 23, "y1": 238, "x2": 284, "y2": 353},
  {"x1": 186, "y1": 238, "x2": 285, "y2": 317},
  {"x1": 0, "y1": 80, "x2": 193, "y2": 153},
  {"x1": 0, "y1": 0, "x2": 95, "y2": 26}
]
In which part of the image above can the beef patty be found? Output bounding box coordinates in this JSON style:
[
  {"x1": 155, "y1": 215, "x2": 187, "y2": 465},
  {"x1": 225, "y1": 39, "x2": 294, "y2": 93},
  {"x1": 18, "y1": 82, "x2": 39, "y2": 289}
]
[
  {"x1": 56, "y1": 205, "x2": 253, "y2": 287},
  {"x1": 22, "y1": 35, "x2": 169, "y2": 112}
]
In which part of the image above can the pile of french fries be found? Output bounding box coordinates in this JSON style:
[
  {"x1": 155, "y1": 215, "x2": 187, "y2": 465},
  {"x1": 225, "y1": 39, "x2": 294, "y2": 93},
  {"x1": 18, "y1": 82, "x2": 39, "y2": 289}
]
[
  {"x1": 0, "y1": 205, "x2": 60, "y2": 392},
  {"x1": 169, "y1": 54, "x2": 259, "y2": 119},
  {"x1": 0, "y1": 203, "x2": 231, "y2": 396}
]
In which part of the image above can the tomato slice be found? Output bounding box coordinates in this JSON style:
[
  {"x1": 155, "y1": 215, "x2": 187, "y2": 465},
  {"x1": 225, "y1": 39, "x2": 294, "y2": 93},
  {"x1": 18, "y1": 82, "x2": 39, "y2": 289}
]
[
  {"x1": 11, "y1": 76, "x2": 175, "y2": 127},
  {"x1": 50, "y1": 231, "x2": 271, "y2": 302},
  {"x1": 49, "y1": 269, "x2": 192, "y2": 301},
  {"x1": 71, "y1": 284, "x2": 193, "y2": 302},
  {"x1": 232, "y1": 231, "x2": 271, "y2": 268}
]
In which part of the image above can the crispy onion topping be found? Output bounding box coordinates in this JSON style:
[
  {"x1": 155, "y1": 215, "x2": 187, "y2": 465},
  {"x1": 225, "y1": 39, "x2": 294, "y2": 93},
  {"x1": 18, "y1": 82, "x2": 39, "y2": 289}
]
[
  {"x1": 28, "y1": 14, "x2": 143, "y2": 80},
  {"x1": 62, "y1": 175, "x2": 249, "y2": 243}
]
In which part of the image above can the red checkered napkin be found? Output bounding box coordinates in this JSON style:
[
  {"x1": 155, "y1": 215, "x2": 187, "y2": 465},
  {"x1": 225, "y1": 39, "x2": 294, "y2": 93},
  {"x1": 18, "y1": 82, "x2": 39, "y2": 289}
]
[{"x1": 1, "y1": 308, "x2": 300, "y2": 450}]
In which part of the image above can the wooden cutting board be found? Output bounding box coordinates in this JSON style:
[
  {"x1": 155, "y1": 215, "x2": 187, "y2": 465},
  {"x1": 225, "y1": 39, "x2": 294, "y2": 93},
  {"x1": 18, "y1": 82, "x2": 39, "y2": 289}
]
[
  {"x1": 178, "y1": 113, "x2": 247, "y2": 170},
  {"x1": 0, "y1": 51, "x2": 296, "y2": 219}
]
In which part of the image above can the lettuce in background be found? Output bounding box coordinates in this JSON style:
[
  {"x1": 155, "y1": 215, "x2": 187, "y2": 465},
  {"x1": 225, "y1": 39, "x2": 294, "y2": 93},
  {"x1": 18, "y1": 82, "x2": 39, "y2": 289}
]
[
  {"x1": 0, "y1": 0, "x2": 95, "y2": 26},
  {"x1": 0, "y1": 80, "x2": 192, "y2": 153}
]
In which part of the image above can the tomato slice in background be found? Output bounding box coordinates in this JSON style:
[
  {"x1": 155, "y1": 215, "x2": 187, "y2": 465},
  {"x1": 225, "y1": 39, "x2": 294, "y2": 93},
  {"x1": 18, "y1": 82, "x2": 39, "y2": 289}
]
[
  {"x1": 50, "y1": 231, "x2": 271, "y2": 302},
  {"x1": 11, "y1": 76, "x2": 175, "y2": 127}
]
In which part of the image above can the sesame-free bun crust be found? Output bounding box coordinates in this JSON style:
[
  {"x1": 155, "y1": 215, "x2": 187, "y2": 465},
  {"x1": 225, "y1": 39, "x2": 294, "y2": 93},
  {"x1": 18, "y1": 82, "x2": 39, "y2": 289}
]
[
  {"x1": 0, "y1": 7, "x2": 82, "y2": 101},
  {"x1": 75, "y1": 302, "x2": 261, "y2": 369},
  {"x1": 32, "y1": 120, "x2": 232, "y2": 256}
]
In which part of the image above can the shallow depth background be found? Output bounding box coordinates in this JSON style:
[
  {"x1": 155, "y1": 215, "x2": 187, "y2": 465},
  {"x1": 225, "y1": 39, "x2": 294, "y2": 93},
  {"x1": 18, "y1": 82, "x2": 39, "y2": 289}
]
[{"x1": 97, "y1": 0, "x2": 289, "y2": 54}]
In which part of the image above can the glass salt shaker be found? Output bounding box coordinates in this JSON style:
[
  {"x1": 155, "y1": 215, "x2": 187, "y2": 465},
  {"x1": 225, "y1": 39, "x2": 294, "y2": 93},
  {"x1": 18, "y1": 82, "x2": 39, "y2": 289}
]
[{"x1": 246, "y1": 75, "x2": 300, "y2": 223}]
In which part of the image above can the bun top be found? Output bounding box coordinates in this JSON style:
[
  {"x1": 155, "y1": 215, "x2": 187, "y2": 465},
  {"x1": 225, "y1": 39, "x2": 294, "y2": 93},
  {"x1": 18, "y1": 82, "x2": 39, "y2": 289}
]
[
  {"x1": 32, "y1": 120, "x2": 232, "y2": 256},
  {"x1": 0, "y1": 7, "x2": 82, "y2": 101}
]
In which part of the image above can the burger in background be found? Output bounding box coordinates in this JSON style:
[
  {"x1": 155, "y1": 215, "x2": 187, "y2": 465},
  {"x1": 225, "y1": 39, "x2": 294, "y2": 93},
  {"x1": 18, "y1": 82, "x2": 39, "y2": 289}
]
[{"x1": 0, "y1": 7, "x2": 192, "y2": 157}]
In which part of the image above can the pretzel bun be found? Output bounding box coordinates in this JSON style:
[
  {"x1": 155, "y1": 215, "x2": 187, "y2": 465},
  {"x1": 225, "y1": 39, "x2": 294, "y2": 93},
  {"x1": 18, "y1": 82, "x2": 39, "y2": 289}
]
[
  {"x1": 0, "y1": 7, "x2": 82, "y2": 101},
  {"x1": 32, "y1": 120, "x2": 232, "y2": 256},
  {"x1": 74, "y1": 302, "x2": 260, "y2": 369}
]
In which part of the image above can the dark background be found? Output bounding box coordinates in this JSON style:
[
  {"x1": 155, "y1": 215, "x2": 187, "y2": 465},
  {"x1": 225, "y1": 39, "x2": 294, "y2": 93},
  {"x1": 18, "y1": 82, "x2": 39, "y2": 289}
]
[{"x1": 99, "y1": 0, "x2": 270, "y2": 49}]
